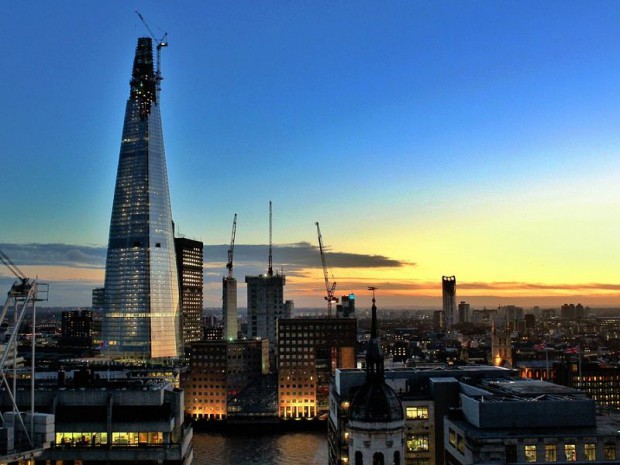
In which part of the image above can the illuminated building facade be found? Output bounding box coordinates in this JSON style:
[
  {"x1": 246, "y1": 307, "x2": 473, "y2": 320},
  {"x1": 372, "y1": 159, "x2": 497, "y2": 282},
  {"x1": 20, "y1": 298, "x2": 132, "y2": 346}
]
[
  {"x1": 278, "y1": 317, "x2": 356, "y2": 419},
  {"x1": 102, "y1": 38, "x2": 181, "y2": 359},
  {"x1": 183, "y1": 339, "x2": 269, "y2": 420},
  {"x1": 175, "y1": 237, "x2": 204, "y2": 348}
]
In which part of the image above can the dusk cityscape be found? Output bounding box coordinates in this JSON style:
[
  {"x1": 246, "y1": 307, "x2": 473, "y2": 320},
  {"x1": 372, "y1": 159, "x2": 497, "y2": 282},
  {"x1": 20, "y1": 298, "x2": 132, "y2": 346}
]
[{"x1": 1, "y1": 2, "x2": 620, "y2": 465}]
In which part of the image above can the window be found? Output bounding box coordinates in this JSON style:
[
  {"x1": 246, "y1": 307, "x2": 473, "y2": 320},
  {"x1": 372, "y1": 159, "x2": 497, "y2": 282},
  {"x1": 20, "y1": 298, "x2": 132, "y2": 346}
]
[
  {"x1": 393, "y1": 451, "x2": 400, "y2": 465},
  {"x1": 545, "y1": 444, "x2": 557, "y2": 462},
  {"x1": 457, "y1": 435, "x2": 465, "y2": 454},
  {"x1": 373, "y1": 452, "x2": 384, "y2": 465},
  {"x1": 525, "y1": 445, "x2": 537, "y2": 463},
  {"x1": 448, "y1": 429, "x2": 457, "y2": 447},
  {"x1": 406, "y1": 434, "x2": 429, "y2": 452},
  {"x1": 605, "y1": 443, "x2": 616, "y2": 461},
  {"x1": 565, "y1": 444, "x2": 577, "y2": 462},
  {"x1": 506, "y1": 445, "x2": 517, "y2": 463},
  {"x1": 406, "y1": 406, "x2": 429, "y2": 420},
  {"x1": 584, "y1": 443, "x2": 596, "y2": 461},
  {"x1": 355, "y1": 451, "x2": 363, "y2": 465}
]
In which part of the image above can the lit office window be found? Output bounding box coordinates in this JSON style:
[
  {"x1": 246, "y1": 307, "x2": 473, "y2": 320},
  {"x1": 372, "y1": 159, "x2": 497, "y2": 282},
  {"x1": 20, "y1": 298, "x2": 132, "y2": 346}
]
[{"x1": 525, "y1": 445, "x2": 537, "y2": 463}]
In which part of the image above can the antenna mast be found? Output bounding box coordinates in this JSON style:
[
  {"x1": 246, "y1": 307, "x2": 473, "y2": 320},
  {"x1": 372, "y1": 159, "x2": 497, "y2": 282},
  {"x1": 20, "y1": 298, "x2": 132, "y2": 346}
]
[{"x1": 268, "y1": 201, "x2": 273, "y2": 277}]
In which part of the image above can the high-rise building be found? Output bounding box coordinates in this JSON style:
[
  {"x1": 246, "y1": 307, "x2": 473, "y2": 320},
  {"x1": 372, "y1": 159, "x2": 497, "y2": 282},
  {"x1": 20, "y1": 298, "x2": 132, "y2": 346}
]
[
  {"x1": 277, "y1": 317, "x2": 357, "y2": 418},
  {"x1": 245, "y1": 274, "x2": 290, "y2": 343},
  {"x1": 91, "y1": 287, "x2": 104, "y2": 347},
  {"x1": 336, "y1": 293, "x2": 356, "y2": 318},
  {"x1": 457, "y1": 301, "x2": 470, "y2": 324},
  {"x1": 175, "y1": 237, "x2": 204, "y2": 348},
  {"x1": 223, "y1": 277, "x2": 237, "y2": 340},
  {"x1": 442, "y1": 276, "x2": 457, "y2": 330},
  {"x1": 102, "y1": 37, "x2": 181, "y2": 359},
  {"x1": 60, "y1": 310, "x2": 92, "y2": 348}
]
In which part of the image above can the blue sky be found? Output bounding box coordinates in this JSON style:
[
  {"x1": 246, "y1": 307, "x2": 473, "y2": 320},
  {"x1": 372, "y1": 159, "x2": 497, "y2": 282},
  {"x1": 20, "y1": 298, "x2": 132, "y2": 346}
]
[{"x1": 1, "y1": 2, "x2": 619, "y2": 308}]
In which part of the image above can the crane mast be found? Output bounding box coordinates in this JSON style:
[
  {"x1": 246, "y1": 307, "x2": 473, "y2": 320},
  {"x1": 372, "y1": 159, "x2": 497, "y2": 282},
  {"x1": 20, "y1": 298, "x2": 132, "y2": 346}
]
[
  {"x1": 135, "y1": 10, "x2": 168, "y2": 91},
  {"x1": 268, "y1": 201, "x2": 273, "y2": 277},
  {"x1": 226, "y1": 214, "x2": 237, "y2": 279},
  {"x1": 315, "y1": 222, "x2": 338, "y2": 317}
]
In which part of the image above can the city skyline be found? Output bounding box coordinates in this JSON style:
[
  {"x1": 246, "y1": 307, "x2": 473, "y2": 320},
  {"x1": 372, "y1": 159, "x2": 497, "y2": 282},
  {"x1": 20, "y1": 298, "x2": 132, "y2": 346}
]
[{"x1": 2, "y1": 2, "x2": 619, "y2": 309}]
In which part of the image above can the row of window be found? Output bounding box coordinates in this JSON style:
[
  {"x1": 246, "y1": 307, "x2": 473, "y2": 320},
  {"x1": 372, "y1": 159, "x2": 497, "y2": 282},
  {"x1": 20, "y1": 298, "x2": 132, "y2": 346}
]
[
  {"x1": 517, "y1": 442, "x2": 615, "y2": 463},
  {"x1": 55, "y1": 432, "x2": 163, "y2": 447}
]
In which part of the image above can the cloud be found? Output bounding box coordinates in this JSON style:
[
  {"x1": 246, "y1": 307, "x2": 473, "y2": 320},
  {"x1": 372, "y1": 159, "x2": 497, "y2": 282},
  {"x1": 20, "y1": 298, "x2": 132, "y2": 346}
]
[
  {"x1": 205, "y1": 242, "x2": 410, "y2": 269},
  {"x1": 0, "y1": 243, "x2": 106, "y2": 269}
]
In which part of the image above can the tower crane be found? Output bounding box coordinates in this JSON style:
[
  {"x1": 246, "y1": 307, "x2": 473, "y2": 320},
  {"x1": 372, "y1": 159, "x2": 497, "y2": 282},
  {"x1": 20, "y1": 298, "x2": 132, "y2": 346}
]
[
  {"x1": 135, "y1": 10, "x2": 168, "y2": 90},
  {"x1": 315, "y1": 222, "x2": 338, "y2": 317},
  {"x1": 226, "y1": 214, "x2": 237, "y2": 279}
]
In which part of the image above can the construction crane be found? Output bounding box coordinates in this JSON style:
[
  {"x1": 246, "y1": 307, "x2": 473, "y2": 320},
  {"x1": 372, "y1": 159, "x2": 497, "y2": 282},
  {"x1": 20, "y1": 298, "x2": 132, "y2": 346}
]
[
  {"x1": 226, "y1": 214, "x2": 237, "y2": 279},
  {"x1": 315, "y1": 222, "x2": 338, "y2": 317},
  {"x1": 0, "y1": 248, "x2": 48, "y2": 449},
  {"x1": 268, "y1": 201, "x2": 273, "y2": 277},
  {"x1": 135, "y1": 10, "x2": 168, "y2": 90}
]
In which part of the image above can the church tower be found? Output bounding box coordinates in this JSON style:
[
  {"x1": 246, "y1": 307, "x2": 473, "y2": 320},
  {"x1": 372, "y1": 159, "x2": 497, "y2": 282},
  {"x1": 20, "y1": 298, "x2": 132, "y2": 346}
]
[{"x1": 348, "y1": 288, "x2": 405, "y2": 465}]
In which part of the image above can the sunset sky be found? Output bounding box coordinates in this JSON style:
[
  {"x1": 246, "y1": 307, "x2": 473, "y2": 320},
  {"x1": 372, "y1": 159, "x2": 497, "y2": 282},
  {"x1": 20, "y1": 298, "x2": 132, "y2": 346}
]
[{"x1": 1, "y1": 1, "x2": 619, "y2": 309}]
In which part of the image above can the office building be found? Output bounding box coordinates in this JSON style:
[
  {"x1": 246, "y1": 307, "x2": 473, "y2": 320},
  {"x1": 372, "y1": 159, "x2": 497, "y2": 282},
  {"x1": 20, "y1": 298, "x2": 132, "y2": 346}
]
[
  {"x1": 457, "y1": 301, "x2": 470, "y2": 325},
  {"x1": 442, "y1": 276, "x2": 456, "y2": 330},
  {"x1": 278, "y1": 317, "x2": 356, "y2": 419},
  {"x1": 175, "y1": 237, "x2": 204, "y2": 348},
  {"x1": 60, "y1": 310, "x2": 92, "y2": 348},
  {"x1": 183, "y1": 339, "x2": 269, "y2": 420},
  {"x1": 245, "y1": 274, "x2": 291, "y2": 343},
  {"x1": 0, "y1": 373, "x2": 193, "y2": 465},
  {"x1": 102, "y1": 37, "x2": 181, "y2": 359},
  {"x1": 444, "y1": 379, "x2": 620, "y2": 465}
]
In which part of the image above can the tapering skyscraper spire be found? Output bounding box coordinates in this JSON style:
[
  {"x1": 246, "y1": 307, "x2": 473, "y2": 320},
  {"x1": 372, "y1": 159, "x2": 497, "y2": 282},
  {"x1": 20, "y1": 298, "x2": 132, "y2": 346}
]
[{"x1": 102, "y1": 37, "x2": 181, "y2": 359}]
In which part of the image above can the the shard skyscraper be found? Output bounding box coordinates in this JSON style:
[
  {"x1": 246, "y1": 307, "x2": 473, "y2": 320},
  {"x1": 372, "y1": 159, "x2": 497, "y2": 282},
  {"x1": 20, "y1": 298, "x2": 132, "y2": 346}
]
[{"x1": 102, "y1": 37, "x2": 181, "y2": 359}]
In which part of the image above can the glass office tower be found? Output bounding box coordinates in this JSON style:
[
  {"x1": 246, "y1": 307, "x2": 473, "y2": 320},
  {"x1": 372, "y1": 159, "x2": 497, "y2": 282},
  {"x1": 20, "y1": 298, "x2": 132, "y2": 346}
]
[{"x1": 102, "y1": 38, "x2": 181, "y2": 359}]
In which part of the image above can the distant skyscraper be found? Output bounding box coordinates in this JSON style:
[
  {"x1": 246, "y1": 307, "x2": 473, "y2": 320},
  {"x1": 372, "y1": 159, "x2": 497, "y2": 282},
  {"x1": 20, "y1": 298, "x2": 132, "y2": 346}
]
[
  {"x1": 336, "y1": 293, "x2": 356, "y2": 318},
  {"x1": 457, "y1": 300, "x2": 470, "y2": 324},
  {"x1": 175, "y1": 237, "x2": 204, "y2": 348},
  {"x1": 102, "y1": 37, "x2": 181, "y2": 359},
  {"x1": 442, "y1": 276, "x2": 457, "y2": 330}
]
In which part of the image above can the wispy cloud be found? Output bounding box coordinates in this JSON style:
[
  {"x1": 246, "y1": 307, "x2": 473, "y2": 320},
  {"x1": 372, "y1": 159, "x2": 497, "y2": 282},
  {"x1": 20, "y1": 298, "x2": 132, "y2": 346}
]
[{"x1": 0, "y1": 243, "x2": 106, "y2": 269}]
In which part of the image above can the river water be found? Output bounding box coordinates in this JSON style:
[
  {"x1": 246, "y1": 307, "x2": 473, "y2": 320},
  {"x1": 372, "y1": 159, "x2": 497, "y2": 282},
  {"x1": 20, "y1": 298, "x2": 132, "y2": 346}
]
[{"x1": 192, "y1": 430, "x2": 328, "y2": 465}]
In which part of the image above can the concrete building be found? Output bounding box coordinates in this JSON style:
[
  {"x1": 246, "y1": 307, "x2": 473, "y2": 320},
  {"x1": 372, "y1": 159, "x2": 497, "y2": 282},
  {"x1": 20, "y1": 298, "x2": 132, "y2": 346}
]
[
  {"x1": 174, "y1": 237, "x2": 204, "y2": 349},
  {"x1": 277, "y1": 317, "x2": 356, "y2": 419},
  {"x1": 91, "y1": 288, "x2": 104, "y2": 347},
  {"x1": 444, "y1": 379, "x2": 620, "y2": 464},
  {"x1": 442, "y1": 276, "x2": 457, "y2": 330},
  {"x1": 328, "y1": 365, "x2": 517, "y2": 465},
  {"x1": 245, "y1": 274, "x2": 291, "y2": 344},
  {"x1": 183, "y1": 339, "x2": 269, "y2": 420},
  {"x1": 102, "y1": 37, "x2": 181, "y2": 359},
  {"x1": 222, "y1": 276, "x2": 237, "y2": 340},
  {"x1": 0, "y1": 375, "x2": 193, "y2": 465}
]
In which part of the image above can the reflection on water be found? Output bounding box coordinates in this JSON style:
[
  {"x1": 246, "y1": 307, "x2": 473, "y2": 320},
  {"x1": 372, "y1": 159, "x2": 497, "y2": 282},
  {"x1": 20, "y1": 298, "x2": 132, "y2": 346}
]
[{"x1": 192, "y1": 430, "x2": 328, "y2": 465}]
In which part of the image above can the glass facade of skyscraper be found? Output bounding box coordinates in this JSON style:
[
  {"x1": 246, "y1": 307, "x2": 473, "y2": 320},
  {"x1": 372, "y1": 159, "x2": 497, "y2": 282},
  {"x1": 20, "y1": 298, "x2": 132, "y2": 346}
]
[{"x1": 102, "y1": 38, "x2": 181, "y2": 359}]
